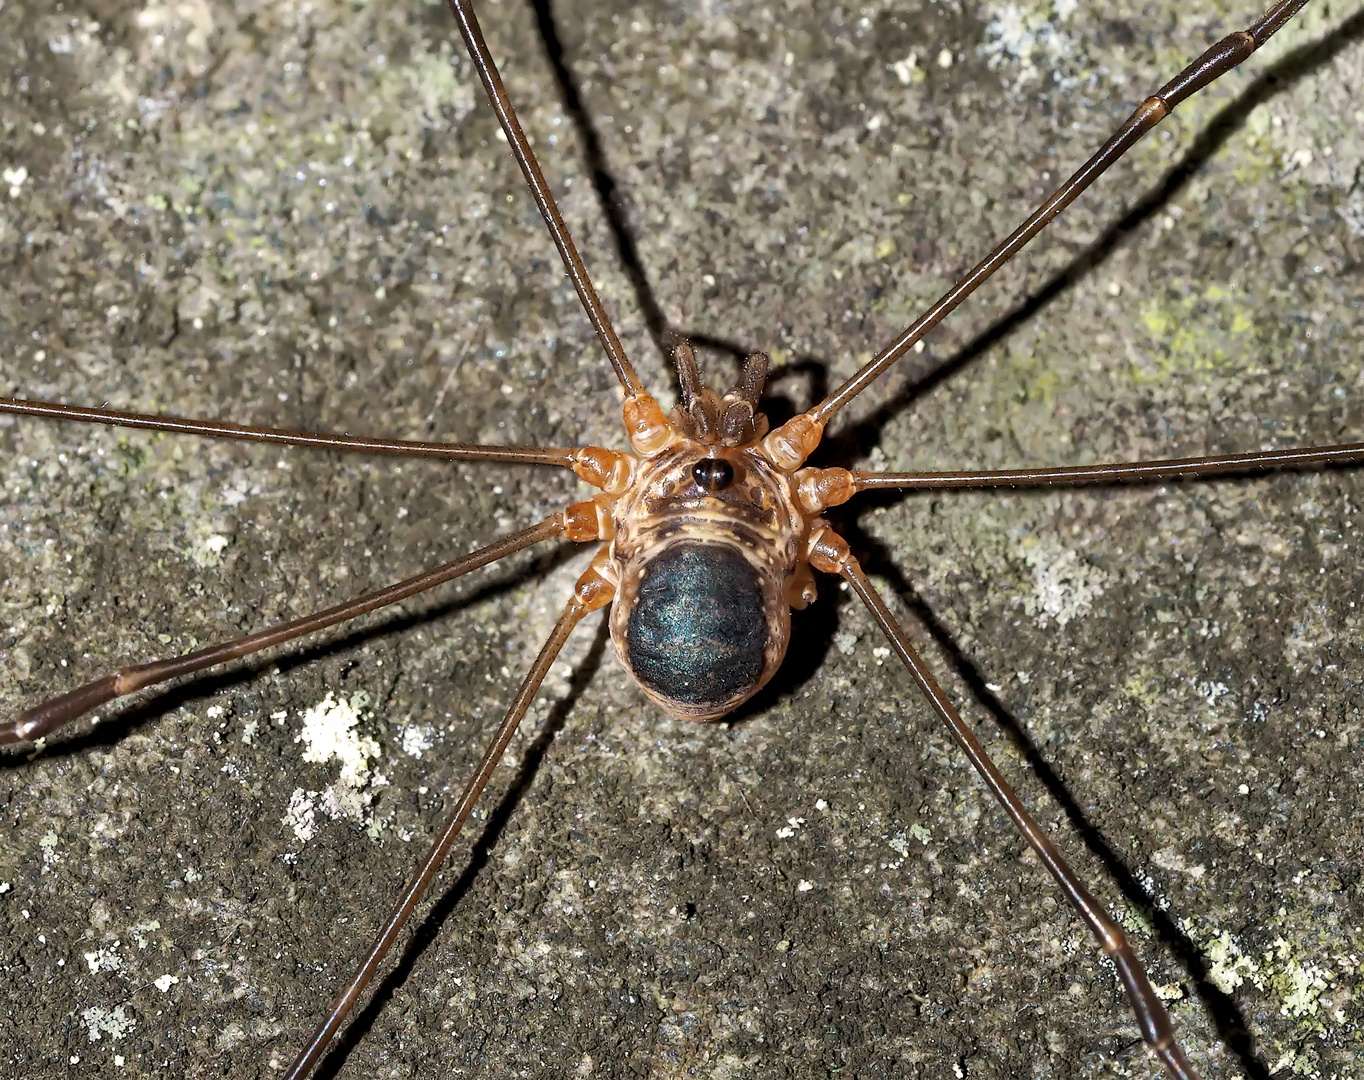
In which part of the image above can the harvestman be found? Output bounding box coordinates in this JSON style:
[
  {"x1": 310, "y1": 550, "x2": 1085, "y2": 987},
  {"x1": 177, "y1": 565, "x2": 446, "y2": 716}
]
[{"x1": 1, "y1": 0, "x2": 1356, "y2": 1074}]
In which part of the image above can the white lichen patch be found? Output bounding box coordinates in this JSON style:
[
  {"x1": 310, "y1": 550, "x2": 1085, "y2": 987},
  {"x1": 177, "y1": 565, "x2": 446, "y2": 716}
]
[
  {"x1": 398, "y1": 722, "x2": 435, "y2": 759},
  {"x1": 285, "y1": 692, "x2": 384, "y2": 841},
  {"x1": 980, "y1": 0, "x2": 1080, "y2": 88},
  {"x1": 83, "y1": 946, "x2": 123, "y2": 973},
  {"x1": 1283, "y1": 603, "x2": 1336, "y2": 672},
  {"x1": 81, "y1": 1004, "x2": 135, "y2": 1042},
  {"x1": 153, "y1": 973, "x2": 179, "y2": 993},
  {"x1": 775, "y1": 817, "x2": 805, "y2": 839},
  {"x1": 219, "y1": 472, "x2": 260, "y2": 507},
  {"x1": 1016, "y1": 539, "x2": 1110, "y2": 628},
  {"x1": 3, "y1": 164, "x2": 28, "y2": 198},
  {"x1": 296, "y1": 693, "x2": 380, "y2": 788},
  {"x1": 1195, "y1": 680, "x2": 1231, "y2": 710},
  {"x1": 283, "y1": 788, "x2": 317, "y2": 842},
  {"x1": 318, "y1": 783, "x2": 371, "y2": 824},
  {"x1": 189, "y1": 529, "x2": 231, "y2": 568},
  {"x1": 832, "y1": 627, "x2": 860, "y2": 656},
  {"x1": 889, "y1": 50, "x2": 923, "y2": 87}
]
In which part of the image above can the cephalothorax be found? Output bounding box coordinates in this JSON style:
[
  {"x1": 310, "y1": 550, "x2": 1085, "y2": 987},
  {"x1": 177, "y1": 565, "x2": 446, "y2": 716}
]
[{"x1": 1, "y1": 0, "x2": 1353, "y2": 1077}]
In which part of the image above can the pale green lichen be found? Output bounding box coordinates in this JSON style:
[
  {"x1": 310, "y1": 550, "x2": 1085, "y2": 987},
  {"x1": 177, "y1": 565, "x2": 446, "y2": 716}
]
[
  {"x1": 1132, "y1": 283, "x2": 1260, "y2": 386},
  {"x1": 1267, "y1": 936, "x2": 1334, "y2": 1021},
  {"x1": 1204, "y1": 930, "x2": 1257, "y2": 994},
  {"x1": 1196, "y1": 923, "x2": 1359, "y2": 1075}
]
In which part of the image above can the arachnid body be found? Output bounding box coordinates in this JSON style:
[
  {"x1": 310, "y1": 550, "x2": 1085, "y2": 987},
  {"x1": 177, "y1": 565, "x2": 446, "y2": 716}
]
[{"x1": 3, "y1": 0, "x2": 1363, "y2": 1077}]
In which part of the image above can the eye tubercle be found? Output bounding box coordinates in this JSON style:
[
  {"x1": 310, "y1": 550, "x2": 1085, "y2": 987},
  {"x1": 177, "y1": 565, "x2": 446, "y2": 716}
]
[{"x1": 692, "y1": 457, "x2": 736, "y2": 492}]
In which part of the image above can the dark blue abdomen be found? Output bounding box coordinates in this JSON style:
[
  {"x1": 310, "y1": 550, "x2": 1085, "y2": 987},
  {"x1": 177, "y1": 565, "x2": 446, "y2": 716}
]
[{"x1": 624, "y1": 542, "x2": 767, "y2": 708}]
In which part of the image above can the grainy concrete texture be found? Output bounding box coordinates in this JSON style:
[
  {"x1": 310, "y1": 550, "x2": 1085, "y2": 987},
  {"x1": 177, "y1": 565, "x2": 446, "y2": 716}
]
[{"x1": 2, "y1": 0, "x2": 1363, "y2": 1077}]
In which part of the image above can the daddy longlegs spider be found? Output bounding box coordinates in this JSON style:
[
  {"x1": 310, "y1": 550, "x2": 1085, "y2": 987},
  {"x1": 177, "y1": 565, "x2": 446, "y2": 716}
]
[{"x1": 2, "y1": 0, "x2": 1364, "y2": 1074}]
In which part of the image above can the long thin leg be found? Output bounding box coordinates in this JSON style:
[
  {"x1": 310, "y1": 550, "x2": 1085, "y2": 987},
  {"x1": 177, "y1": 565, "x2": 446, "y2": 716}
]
[
  {"x1": 0, "y1": 396, "x2": 577, "y2": 466},
  {"x1": 851, "y1": 440, "x2": 1364, "y2": 491},
  {"x1": 0, "y1": 515, "x2": 571, "y2": 745},
  {"x1": 804, "y1": 0, "x2": 1309, "y2": 427},
  {"x1": 806, "y1": 526, "x2": 1198, "y2": 1080},
  {"x1": 445, "y1": 0, "x2": 646, "y2": 399},
  {"x1": 281, "y1": 548, "x2": 616, "y2": 1080}
]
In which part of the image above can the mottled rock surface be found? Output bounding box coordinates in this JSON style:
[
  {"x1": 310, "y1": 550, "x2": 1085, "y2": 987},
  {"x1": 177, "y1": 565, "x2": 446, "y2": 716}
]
[{"x1": 2, "y1": 0, "x2": 1362, "y2": 1077}]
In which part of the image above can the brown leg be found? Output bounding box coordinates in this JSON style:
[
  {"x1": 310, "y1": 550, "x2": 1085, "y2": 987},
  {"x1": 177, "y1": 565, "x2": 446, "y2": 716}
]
[
  {"x1": 445, "y1": 0, "x2": 646, "y2": 399},
  {"x1": 807, "y1": 525, "x2": 1200, "y2": 1080},
  {"x1": 280, "y1": 547, "x2": 616, "y2": 1080},
  {"x1": 798, "y1": 0, "x2": 1310, "y2": 427},
  {"x1": 0, "y1": 396, "x2": 578, "y2": 465},
  {"x1": 0, "y1": 510, "x2": 599, "y2": 745},
  {"x1": 849, "y1": 440, "x2": 1364, "y2": 492}
]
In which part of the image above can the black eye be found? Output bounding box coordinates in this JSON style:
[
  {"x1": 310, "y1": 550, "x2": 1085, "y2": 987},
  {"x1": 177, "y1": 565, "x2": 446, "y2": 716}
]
[{"x1": 692, "y1": 457, "x2": 735, "y2": 492}]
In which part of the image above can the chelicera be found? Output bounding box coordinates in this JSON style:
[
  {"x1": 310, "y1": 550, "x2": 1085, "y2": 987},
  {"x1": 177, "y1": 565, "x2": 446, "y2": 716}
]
[{"x1": 1, "y1": 0, "x2": 1355, "y2": 1075}]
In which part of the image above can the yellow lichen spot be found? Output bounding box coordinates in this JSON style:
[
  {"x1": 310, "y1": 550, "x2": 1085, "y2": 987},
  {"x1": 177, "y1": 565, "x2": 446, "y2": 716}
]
[
  {"x1": 1134, "y1": 284, "x2": 1260, "y2": 384},
  {"x1": 1141, "y1": 303, "x2": 1170, "y2": 337},
  {"x1": 1030, "y1": 369, "x2": 1059, "y2": 405},
  {"x1": 1122, "y1": 672, "x2": 1160, "y2": 714},
  {"x1": 874, "y1": 237, "x2": 897, "y2": 260}
]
